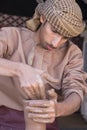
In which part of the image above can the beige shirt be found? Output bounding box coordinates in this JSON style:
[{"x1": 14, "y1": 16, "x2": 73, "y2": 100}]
[{"x1": 0, "y1": 27, "x2": 86, "y2": 110}]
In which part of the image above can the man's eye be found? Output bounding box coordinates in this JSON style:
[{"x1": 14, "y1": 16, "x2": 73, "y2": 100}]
[
  {"x1": 63, "y1": 36, "x2": 68, "y2": 39},
  {"x1": 52, "y1": 30, "x2": 57, "y2": 33},
  {"x1": 51, "y1": 26, "x2": 57, "y2": 33},
  {"x1": 51, "y1": 26, "x2": 68, "y2": 39},
  {"x1": 51, "y1": 28, "x2": 57, "y2": 33}
]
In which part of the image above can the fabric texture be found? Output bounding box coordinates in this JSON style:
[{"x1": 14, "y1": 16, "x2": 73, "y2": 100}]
[
  {"x1": 0, "y1": 27, "x2": 86, "y2": 111},
  {"x1": 26, "y1": 0, "x2": 85, "y2": 38},
  {"x1": 0, "y1": 13, "x2": 29, "y2": 27}
]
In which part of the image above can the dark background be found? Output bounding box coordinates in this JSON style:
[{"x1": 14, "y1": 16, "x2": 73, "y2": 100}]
[
  {"x1": 0, "y1": 0, "x2": 87, "y2": 20},
  {"x1": 0, "y1": 0, "x2": 38, "y2": 17}
]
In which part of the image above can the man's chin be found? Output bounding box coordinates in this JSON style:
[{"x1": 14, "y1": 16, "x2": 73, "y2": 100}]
[{"x1": 40, "y1": 43, "x2": 54, "y2": 50}]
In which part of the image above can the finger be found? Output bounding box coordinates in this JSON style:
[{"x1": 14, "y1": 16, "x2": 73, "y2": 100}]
[
  {"x1": 26, "y1": 106, "x2": 54, "y2": 113},
  {"x1": 25, "y1": 100, "x2": 51, "y2": 107},
  {"x1": 22, "y1": 87, "x2": 36, "y2": 99},
  {"x1": 37, "y1": 75, "x2": 46, "y2": 99},
  {"x1": 25, "y1": 84, "x2": 39, "y2": 99},
  {"x1": 33, "y1": 118, "x2": 55, "y2": 123},
  {"x1": 31, "y1": 82, "x2": 41, "y2": 99},
  {"x1": 47, "y1": 89, "x2": 58, "y2": 101},
  {"x1": 28, "y1": 112, "x2": 55, "y2": 119},
  {"x1": 27, "y1": 87, "x2": 38, "y2": 99}
]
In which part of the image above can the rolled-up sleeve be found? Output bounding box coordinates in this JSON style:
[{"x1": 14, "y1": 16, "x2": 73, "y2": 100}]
[
  {"x1": 0, "y1": 27, "x2": 18, "y2": 58},
  {"x1": 62, "y1": 46, "x2": 87, "y2": 101}
]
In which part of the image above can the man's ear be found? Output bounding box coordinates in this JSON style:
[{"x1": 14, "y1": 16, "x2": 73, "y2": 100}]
[{"x1": 40, "y1": 15, "x2": 45, "y2": 23}]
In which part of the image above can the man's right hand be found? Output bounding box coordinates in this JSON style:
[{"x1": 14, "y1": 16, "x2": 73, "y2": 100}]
[{"x1": 17, "y1": 64, "x2": 46, "y2": 100}]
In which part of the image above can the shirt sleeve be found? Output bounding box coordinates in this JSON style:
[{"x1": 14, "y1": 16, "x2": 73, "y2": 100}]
[
  {"x1": 62, "y1": 45, "x2": 87, "y2": 101},
  {"x1": 0, "y1": 27, "x2": 18, "y2": 58}
]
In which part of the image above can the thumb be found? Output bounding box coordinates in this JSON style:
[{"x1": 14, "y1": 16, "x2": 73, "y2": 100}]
[{"x1": 47, "y1": 89, "x2": 58, "y2": 101}]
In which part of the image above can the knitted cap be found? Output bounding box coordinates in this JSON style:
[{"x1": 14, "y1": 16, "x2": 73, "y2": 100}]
[{"x1": 27, "y1": 0, "x2": 85, "y2": 38}]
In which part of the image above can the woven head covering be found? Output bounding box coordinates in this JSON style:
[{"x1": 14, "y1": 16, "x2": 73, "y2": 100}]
[{"x1": 26, "y1": 0, "x2": 85, "y2": 38}]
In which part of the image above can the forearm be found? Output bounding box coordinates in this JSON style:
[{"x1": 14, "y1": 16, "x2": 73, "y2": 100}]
[
  {"x1": 56, "y1": 93, "x2": 81, "y2": 117},
  {"x1": 0, "y1": 58, "x2": 23, "y2": 77}
]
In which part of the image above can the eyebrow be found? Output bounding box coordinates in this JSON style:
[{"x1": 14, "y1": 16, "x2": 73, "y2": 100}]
[
  {"x1": 51, "y1": 26, "x2": 69, "y2": 39},
  {"x1": 51, "y1": 26, "x2": 58, "y2": 33}
]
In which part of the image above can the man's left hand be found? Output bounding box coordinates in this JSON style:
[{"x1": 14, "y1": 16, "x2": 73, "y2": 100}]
[{"x1": 24, "y1": 100, "x2": 57, "y2": 123}]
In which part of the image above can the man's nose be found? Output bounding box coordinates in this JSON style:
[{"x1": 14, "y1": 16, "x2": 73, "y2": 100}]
[{"x1": 51, "y1": 36, "x2": 62, "y2": 48}]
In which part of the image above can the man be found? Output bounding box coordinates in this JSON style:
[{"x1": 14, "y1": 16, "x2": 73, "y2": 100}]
[{"x1": 0, "y1": 0, "x2": 86, "y2": 130}]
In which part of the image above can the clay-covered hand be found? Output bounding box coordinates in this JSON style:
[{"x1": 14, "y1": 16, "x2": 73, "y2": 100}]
[
  {"x1": 24, "y1": 99, "x2": 57, "y2": 123},
  {"x1": 17, "y1": 64, "x2": 46, "y2": 99}
]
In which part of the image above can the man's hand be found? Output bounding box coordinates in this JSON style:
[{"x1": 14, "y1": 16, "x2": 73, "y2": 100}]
[
  {"x1": 17, "y1": 64, "x2": 46, "y2": 99},
  {"x1": 24, "y1": 89, "x2": 58, "y2": 123},
  {"x1": 24, "y1": 100, "x2": 57, "y2": 123},
  {"x1": 17, "y1": 63, "x2": 58, "y2": 100}
]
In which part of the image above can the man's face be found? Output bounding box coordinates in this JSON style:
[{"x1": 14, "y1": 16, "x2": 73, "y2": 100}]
[{"x1": 38, "y1": 21, "x2": 68, "y2": 50}]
